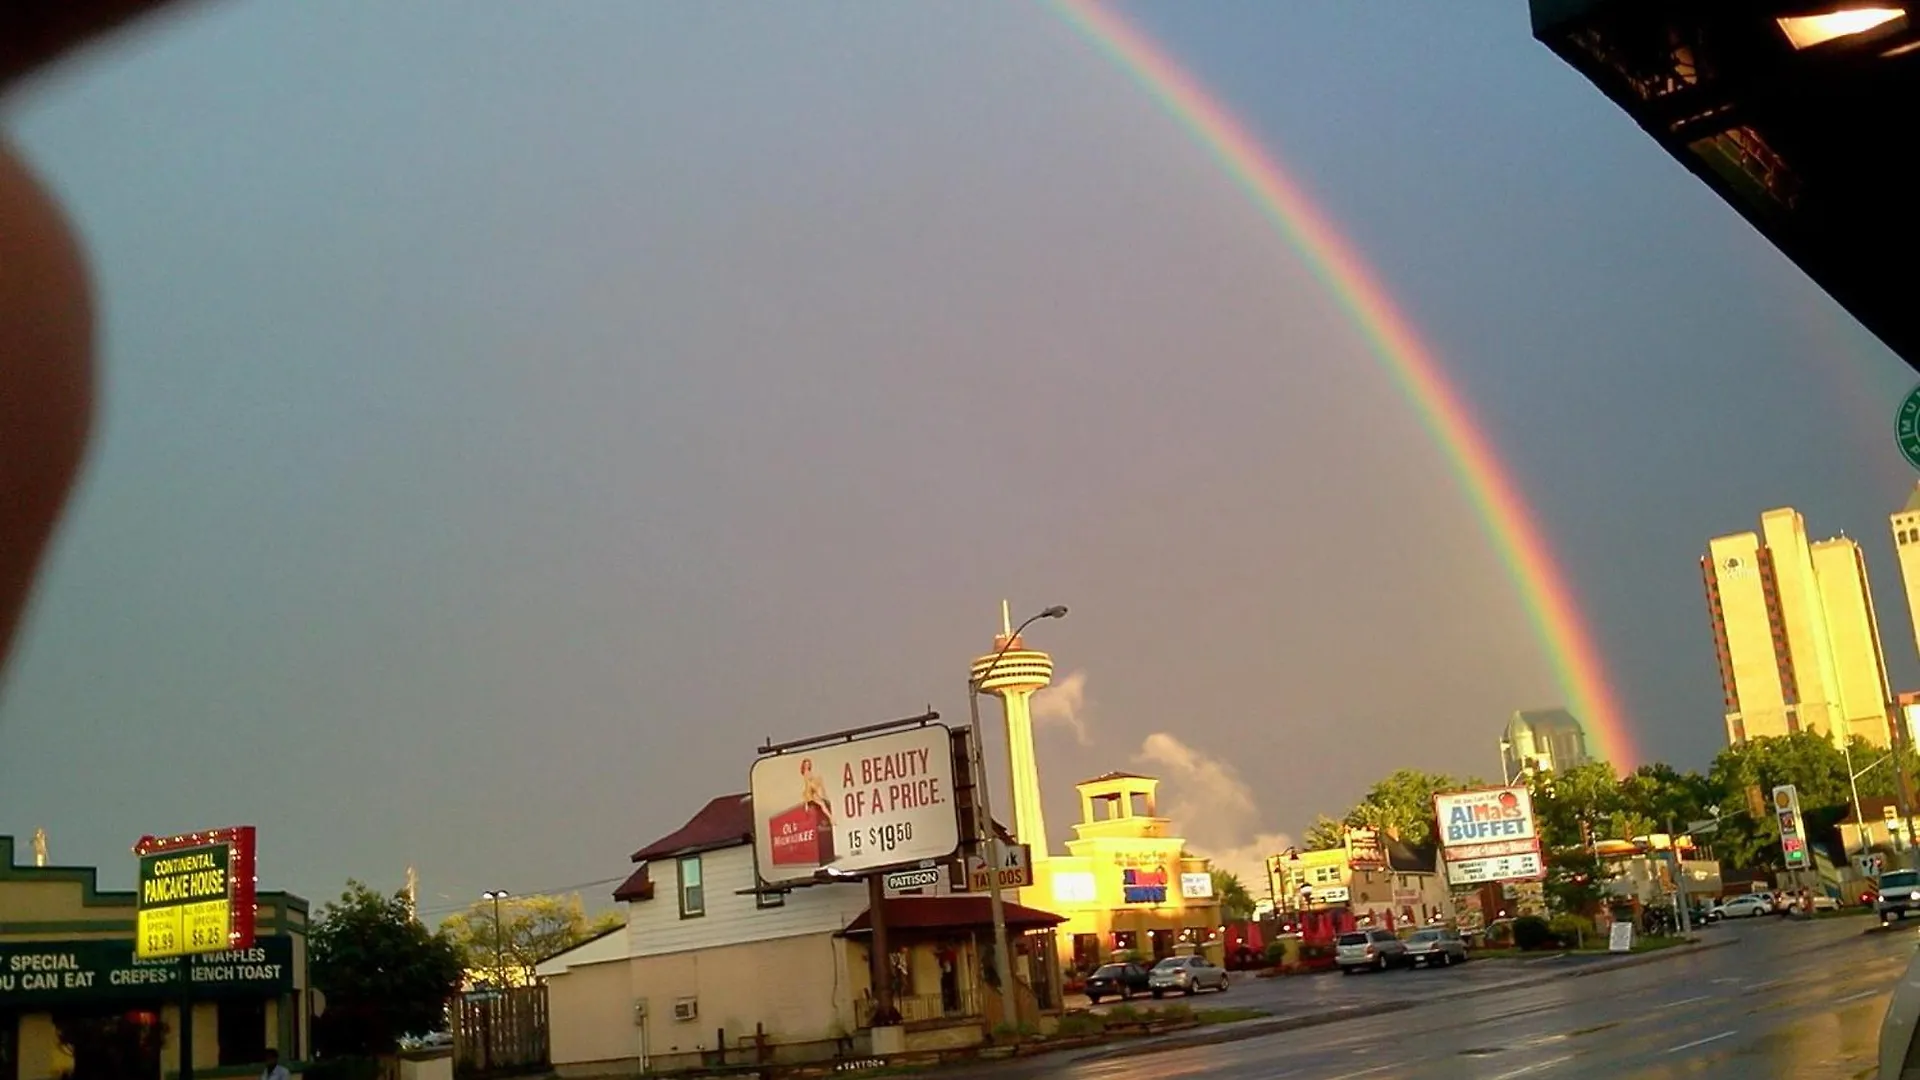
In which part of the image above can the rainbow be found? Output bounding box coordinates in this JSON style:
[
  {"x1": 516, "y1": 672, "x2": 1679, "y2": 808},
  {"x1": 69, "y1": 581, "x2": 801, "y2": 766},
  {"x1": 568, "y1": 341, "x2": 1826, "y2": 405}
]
[{"x1": 1048, "y1": 0, "x2": 1639, "y2": 768}]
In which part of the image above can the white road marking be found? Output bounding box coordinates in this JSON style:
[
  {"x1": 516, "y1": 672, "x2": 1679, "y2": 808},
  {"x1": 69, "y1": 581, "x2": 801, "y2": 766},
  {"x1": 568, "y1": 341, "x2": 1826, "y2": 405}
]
[
  {"x1": 1744, "y1": 978, "x2": 1787, "y2": 992},
  {"x1": 1665, "y1": 994, "x2": 1711, "y2": 1007},
  {"x1": 1835, "y1": 989, "x2": 1881, "y2": 1005},
  {"x1": 1666, "y1": 1030, "x2": 1738, "y2": 1053},
  {"x1": 1324, "y1": 1065, "x2": 1396, "y2": 1080},
  {"x1": 1490, "y1": 1055, "x2": 1573, "y2": 1079}
]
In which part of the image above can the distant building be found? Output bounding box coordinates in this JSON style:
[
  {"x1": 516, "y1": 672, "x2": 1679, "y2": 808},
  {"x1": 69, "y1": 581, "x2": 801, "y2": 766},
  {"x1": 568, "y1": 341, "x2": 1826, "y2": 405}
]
[
  {"x1": 1889, "y1": 484, "x2": 1920, "y2": 670},
  {"x1": 1701, "y1": 507, "x2": 1893, "y2": 747},
  {"x1": 1500, "y1": 708, "x2": 1594, "y2": 781}
]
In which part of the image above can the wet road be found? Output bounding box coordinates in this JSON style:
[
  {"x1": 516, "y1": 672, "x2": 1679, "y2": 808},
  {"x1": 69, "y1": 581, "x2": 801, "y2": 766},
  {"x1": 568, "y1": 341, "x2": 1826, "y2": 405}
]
[{"x1": 1005, "y1": 917, "x2": 1920, "y2": 1079}]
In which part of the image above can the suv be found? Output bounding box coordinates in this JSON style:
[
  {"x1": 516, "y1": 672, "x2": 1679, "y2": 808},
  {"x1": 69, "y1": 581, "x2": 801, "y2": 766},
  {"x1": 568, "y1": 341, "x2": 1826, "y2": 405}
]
[
  {"x1": 1335, "y1": 928, "x2": 1408, "y2": 973},
  {"x1": 1879, "y1": 870, "x2": 1920, "y2": 924}
]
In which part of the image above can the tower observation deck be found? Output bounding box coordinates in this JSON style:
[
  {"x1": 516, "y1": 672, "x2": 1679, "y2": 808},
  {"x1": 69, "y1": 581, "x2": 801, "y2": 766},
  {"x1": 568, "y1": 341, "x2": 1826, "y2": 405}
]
[{"x1": 972, "y1": 601, "x2": 1054, "y2": 856}]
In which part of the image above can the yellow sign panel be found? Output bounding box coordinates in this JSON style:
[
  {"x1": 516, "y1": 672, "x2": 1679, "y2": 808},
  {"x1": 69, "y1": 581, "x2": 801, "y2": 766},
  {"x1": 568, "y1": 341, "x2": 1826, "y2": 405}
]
[{"x1": 136, "y1": 844, "x2": 233, "y2": 960}]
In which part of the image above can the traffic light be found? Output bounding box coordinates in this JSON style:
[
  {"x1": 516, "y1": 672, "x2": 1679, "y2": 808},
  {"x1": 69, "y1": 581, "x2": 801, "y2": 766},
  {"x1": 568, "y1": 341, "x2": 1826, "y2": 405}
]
[{"x1": 1746, "y1": 784, "x2": 1767, "y2": 819}]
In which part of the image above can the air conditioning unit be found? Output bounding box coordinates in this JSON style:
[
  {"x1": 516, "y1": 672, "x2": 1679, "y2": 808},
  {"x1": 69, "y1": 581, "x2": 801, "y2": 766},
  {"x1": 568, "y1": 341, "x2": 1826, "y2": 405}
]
[{"x1": 672, "y1": 998, "x2": 698, "y2": 1023}]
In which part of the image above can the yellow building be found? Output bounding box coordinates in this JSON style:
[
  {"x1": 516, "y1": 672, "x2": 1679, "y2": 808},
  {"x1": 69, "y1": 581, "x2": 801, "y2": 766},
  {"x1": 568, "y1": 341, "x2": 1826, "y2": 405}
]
[
  {"x1": 0, "y1": 835, "x2": 309, "y2": 1080},
  {"x1": 1811, "y1": 536, "x2": 1894, "y2": 746},
  {"x1": 1890, "y1": 484, "x2": 1920, "y2": 674},
  {"x1": 1031, "y1": 774, "x2": 1220, "y2": 975},
  {"x1": 1703, "y1": 508, "x2": 1894, "y2": 747}
]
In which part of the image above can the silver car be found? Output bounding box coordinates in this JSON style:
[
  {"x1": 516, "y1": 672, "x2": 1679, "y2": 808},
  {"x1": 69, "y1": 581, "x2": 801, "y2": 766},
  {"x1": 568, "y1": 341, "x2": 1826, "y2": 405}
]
[
  {"x1": 1146, "y1": 955, "x2": 1230, "y2": 997},
  {"x1": 1336, "y1": 928, "x2": 1409, "y2": 973},
  {"x1": 1403, "y1": 926, "x2": 1467, "y2": 968}
]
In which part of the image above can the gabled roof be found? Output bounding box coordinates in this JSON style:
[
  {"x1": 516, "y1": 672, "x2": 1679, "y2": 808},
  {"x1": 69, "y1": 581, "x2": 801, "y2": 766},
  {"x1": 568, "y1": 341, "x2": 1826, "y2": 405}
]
[
  {"x1": 1079, "y1": 771, "x2": 1153, "y2": 785},
  {"x1": 842, "y1": 896, "x2": 1065, "y2": 936},
  {"x1": 630, "y1": 793, "x2": 754, "y2": 864}
]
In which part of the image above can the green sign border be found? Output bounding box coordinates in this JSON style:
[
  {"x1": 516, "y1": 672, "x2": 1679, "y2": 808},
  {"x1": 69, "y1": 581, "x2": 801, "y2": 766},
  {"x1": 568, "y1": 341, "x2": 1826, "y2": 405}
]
[{"x1": 1897, "y1": 385, "x2": 1920, "y2": 472}]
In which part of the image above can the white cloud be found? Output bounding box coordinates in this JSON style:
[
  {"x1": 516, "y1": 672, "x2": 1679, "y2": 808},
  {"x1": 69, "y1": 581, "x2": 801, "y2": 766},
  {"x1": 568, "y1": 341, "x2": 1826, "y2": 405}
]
[
  {"x1": 1134, "y1": 732, "x2": 1293, "y2": 889},
  {"x1": 1031, "y1": 669, "x2": 1092, "y2": 746}
]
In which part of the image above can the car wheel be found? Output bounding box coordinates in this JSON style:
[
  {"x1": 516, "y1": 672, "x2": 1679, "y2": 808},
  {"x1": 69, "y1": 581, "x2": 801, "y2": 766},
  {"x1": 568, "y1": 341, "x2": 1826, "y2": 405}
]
[
  {"x1": 1152, "y1": 990, "x2": 1164, "y2": 999},
  {"x1": 1341, "y1": 966, "x2": 1354, "y2": 976},
  {"x1": 1087, "y1": 994, "x2": 1100, "y2": 1004},
  {"x1": 1122, "y1": 987, "x2": 1134, "y2": 1001},
  {"x1": 1376, "y1": 955, "x2": 1388, "y2": 972},
  {"x1": 1437, "y1": 952, "x2": 1451, "y2": 968}
]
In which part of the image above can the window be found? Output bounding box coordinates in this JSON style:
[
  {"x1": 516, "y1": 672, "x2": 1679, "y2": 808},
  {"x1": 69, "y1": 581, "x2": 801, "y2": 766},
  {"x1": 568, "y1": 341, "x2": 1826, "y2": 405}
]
[
  {"x1": 677, "y1": 856, "x2": 704, "y2": 918},
  {"x1": 756, "y1": 884, "x2": 785, "y2": 910}
]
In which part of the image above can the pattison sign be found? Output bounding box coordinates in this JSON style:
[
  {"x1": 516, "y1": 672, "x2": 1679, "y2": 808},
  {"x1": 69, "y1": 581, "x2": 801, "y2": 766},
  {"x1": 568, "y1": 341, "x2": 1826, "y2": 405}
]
[{"x1": 0, "y1": 937, "x2": 293, "y2": 1006}]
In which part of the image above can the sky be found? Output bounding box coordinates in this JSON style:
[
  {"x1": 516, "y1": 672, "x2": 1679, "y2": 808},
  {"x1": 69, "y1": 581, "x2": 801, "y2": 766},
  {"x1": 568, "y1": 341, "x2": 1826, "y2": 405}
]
[{"x1": 1, "y1": 1, "x2": 1916, "y2": 911}]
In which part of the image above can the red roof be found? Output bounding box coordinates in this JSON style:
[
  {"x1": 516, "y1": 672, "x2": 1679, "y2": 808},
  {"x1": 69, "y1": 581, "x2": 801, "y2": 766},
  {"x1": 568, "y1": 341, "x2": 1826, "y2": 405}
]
[
  {"x1": 842, "y1": 896, "x2": 1065, "y2": 935},
  {"x1": 630, "y1": 793, "x2": 754, "y2": 863},
  {"x1": 611, "y1": 867, "x2": 654, "y2": 903}
]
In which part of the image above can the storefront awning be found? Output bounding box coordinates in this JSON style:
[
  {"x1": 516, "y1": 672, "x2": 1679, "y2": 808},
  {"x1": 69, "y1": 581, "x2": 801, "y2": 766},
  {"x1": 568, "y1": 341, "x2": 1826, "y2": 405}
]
[{"x1": 842, "y1": 896, "x2": 1065, "y2": 936}]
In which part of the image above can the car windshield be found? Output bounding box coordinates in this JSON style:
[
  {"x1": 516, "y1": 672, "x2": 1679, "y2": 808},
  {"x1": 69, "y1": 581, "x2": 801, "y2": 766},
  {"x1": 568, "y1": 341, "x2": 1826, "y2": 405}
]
[
  {"x1": 1408, "y1": 929, "x2": 1442, "y2": 941},
  {"x1": 1152, "y1": 958, "x2": 1187, "y2": 970},
  {"x1": 1337, "y1": 932, "x2": 1369, "y2": 945},
  {"x1": 1882, "y1": 871, "x2": 1920, "y2": 889},
  {"x1": 1093, "y1": 965, "x2": 1127, "y2": 977}
]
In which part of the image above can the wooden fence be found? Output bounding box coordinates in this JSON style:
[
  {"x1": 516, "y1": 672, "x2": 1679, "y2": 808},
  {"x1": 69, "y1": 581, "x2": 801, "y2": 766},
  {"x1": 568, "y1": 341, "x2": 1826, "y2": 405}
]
[{"x1": 452, "y1": 985, "x2": 549, "y2": 1077}]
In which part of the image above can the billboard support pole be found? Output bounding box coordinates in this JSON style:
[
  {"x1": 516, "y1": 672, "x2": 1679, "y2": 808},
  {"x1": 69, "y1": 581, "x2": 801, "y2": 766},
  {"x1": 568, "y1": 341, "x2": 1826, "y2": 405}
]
[
  {"x1": 177, "y1": 953, "x2": 194, "y2": 1080},
  {"x1": 866, "y1": 874, "x2": 898, "y2": 1027},
  {"x1": 967, "y1": 687, "x2": 1016, "y2": 1023}
]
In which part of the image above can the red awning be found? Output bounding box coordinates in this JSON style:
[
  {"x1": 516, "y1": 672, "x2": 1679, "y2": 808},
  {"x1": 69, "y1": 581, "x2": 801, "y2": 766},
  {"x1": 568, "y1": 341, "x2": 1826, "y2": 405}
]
[{"x1": 842, "y1": 896, "x2": 1065, "y2": 936}]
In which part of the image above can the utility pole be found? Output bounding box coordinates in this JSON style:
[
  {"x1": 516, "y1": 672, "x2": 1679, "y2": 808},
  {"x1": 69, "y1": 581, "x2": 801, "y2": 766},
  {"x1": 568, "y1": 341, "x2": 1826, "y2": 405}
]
[
  {"x1": 1666, "y1": 816, "x2": 1691, "y2": 936},
  {"x1": 1889, "y1": 702, "x2": 1919, "y2": 868}
]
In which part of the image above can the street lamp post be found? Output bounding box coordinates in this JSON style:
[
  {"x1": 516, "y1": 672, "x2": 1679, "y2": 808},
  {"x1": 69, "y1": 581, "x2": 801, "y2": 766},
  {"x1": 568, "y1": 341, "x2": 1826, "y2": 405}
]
[
  {"x1": 967, "y1": 604, "x2": 1067, "y2": 1018},
  {"x1": 1845, "y1": 745, "x2": 1895, "y2": 859},
  {"x1": 481, "y1": 890, "x2": 510, "y2": 987}
]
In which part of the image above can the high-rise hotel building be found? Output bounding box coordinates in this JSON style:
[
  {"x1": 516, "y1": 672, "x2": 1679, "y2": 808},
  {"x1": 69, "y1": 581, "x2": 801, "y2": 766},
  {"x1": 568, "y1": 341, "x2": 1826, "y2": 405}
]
[{"x1": 1702, "y1": 507, "x2": 1893, "y2": 748}]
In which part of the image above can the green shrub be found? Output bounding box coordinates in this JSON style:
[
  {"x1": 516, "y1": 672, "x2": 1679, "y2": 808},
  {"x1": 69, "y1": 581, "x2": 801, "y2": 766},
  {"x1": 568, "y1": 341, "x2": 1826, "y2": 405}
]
[
  {"x1": 1548, "y1": 913, "x2": 1594, "y2": 948},
  {"x1": 1512, "y1": 915, "x2": 1556, "y2": 951},
  {"x1": 1056, "y1": 1013, "x2": 1106, "y2": 1037},
  {"x1": 1106, "y1": 1004, "x2": 1140, "y2": 1023}
]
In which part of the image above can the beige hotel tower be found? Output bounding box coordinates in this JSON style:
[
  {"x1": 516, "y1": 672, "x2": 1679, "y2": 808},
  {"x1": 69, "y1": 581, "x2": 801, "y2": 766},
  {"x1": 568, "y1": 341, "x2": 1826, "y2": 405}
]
[{"x1": 1701, "y1": 507, "x2": 1893, "y2": 747}]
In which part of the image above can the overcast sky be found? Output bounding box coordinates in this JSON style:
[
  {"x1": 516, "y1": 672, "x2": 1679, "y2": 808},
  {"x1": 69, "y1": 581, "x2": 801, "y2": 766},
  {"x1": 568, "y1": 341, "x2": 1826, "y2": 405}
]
[{"x1": 2, "y1": 1, "x2": 1913, "y2": 908}]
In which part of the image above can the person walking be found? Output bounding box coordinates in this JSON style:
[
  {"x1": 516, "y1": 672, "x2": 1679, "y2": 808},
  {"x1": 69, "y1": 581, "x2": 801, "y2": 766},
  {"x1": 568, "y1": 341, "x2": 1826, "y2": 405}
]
[{"x1": 259, "y1": 1048, "x2": 290, "y2": 1080}]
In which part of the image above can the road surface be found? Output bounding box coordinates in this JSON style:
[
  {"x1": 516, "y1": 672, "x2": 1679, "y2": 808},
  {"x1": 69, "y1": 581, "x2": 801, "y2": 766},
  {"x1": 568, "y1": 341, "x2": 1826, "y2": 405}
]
[{"x1": 994, "y1": 916, "x2": 1918, "y2": 1078}]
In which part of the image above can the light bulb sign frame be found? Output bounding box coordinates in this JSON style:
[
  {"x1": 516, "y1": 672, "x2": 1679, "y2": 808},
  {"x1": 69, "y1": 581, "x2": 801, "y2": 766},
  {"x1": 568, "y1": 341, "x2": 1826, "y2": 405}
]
[
  {"x1": 1774, "y1": 785, "x2": 1808, "y2": 870},
  {"x1": 133, "y1": 827, "x2": 257, "y2": 961}
]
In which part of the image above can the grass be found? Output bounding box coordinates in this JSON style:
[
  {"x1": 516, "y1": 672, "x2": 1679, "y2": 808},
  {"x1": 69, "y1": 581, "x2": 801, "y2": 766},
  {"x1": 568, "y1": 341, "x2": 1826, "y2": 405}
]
[{"x1": 1193, "y1": 1007, "x2": 1270, "y2": 1025}]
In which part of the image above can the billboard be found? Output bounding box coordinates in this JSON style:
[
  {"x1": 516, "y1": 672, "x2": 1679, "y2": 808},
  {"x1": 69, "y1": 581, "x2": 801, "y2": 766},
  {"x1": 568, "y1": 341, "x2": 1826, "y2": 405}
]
[
  {"x1": 1434, "y1": 786, "x2": 1543, "y2": 887},
  {"x1": 1344, "y1": 826, "x2": 1387, "y2": 871},
  {"x1": 133, "y1": 827, "x2": 257, "y2": 961},
  {"x1": 751, "y1": 723, "x2": 961, "y2": 886}
]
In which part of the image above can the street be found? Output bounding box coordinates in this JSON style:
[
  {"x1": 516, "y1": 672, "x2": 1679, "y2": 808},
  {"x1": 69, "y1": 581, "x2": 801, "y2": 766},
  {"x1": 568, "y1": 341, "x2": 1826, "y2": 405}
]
[{"x1": 997, "y1": 917, "x2": 1920, "y2": 1079}]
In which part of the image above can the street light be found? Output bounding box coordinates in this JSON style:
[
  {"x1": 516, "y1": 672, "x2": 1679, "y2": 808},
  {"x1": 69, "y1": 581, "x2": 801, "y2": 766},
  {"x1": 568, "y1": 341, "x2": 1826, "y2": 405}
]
[
  {"x1": 481, "y1": 890, "x2": 510, "y2": 987},
  {"x1": 1845, "y1": 743, "x2": 1896, "y2": 859},
  {"x1": 966, "y1": 604, "x2": 1067, "y2": 1015}
]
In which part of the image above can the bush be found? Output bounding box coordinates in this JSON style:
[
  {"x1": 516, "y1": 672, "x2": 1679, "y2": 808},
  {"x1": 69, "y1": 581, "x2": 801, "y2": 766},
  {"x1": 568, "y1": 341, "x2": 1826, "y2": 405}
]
[
  {"x1": 1484, "y1": 920, "x2": 1515, "y2": 947},
  {"x1": 1548, "y1": 914, "x2": 1594, "y2": 948},
  {"x1": 1056, "y1": 1013, "x2": 1106, "y2": 1037},
  {"x1": 1264, "y1": 941, "x2": 1289, "y2": 965},
  {"x1": 1512, "y1": 915, "x2": 1556, "y2": 951}
]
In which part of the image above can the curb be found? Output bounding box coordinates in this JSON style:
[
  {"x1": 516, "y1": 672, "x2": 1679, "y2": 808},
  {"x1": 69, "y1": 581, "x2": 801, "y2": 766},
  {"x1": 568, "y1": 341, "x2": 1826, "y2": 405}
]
[{"x1": 1063, "y1": 935, "x2": 1738, "y2": 1065}]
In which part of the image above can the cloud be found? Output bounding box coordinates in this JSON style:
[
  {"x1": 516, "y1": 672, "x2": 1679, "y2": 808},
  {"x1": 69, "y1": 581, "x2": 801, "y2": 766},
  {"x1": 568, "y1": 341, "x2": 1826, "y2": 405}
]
[
  {"x1": 1031, "y1": 669, "x2": 1093, "y2": 746},
  {"x1": 1134, "y1": 732, "x2": 1293, "y2": 889}
]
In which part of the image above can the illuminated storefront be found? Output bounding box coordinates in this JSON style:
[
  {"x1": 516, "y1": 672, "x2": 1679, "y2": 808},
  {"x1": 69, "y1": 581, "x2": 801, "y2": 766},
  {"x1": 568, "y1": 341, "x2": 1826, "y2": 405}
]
[
  {"x1": 1028, "y1": 774, "x2": 1222, "y2": 975},
  {"x1": 0, "y1": 835, "x2": 309, "y2": 1080}
]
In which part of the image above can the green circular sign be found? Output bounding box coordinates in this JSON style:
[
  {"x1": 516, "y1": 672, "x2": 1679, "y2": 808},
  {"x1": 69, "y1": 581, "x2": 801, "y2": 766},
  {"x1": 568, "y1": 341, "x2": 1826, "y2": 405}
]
[{"x1": 1900, "y1": 385, "x2": 1920, "y2": 472}]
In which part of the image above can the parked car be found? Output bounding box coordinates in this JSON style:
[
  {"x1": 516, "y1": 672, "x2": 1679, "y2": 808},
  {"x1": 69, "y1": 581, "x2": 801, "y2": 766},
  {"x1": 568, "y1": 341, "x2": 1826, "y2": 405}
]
[
  {"x1": 1713, "y1": 893, "x2": 1771, "y2": 920},
  {"x1": 1336, "y1": 928, "x2": 1409, "y2": 974},
  {"x1": 1878, "y1": 870, "x2": 1920, "y2": 924},
  {"x1": 1403, "y1": 926, "x2": 1467, "y2": 968},
  {"x1": 1146, "y1": 955, "x2": 1231, "y2": 997},
  {"x1": 1083, "y1": 962, "x2": 1151, "y2": 1003}
]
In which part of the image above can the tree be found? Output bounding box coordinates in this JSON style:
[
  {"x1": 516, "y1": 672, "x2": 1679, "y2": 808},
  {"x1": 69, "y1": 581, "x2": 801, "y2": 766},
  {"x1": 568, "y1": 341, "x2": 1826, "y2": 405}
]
[
  {"x1": 310, "y1": 881, "x2": 466, "y2": 1056},
  {"x1": 1529, "y1": 761, "x2": 1620, "y2": 850},
  {"x1": 1303, "y1": 816, "x2": 1346, "y2": 851},
  {"x1": 1707, "y1": 732, "x2": 1852, "y2": 870},
  {"x1": 1542, "y1": 847, "x2": 1609, "y2": 916},
  {"x1": 442, "y1": 892, "x2": 622, "y2": 987},
  {"x1": 1210, "y1": 870, "x2": 1255, "y2": 920},
  {"x1": 1343, "y1": 769, "x2": 1467, "y2": 847}
]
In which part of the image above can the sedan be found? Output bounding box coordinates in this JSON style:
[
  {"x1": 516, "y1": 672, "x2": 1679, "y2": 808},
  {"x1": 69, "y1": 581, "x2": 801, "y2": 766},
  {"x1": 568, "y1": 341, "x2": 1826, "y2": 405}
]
[
  {"x1": 1147, "y1": 956, "x2": 1230, "y2": 997},
  {"x1": 1083, "y1": 962, "x2": 1150, "y2": 1003},
  {"x1": 1403, "y1": 927, "x2": 1467, "y2": 968},
  {"x1": 1715, "y1": 894, "x2": 1771, "y2": 920}
]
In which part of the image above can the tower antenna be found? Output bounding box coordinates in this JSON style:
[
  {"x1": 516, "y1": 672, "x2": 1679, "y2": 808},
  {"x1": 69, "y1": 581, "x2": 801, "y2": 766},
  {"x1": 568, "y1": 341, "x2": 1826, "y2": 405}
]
[{"x1": 1001, "y1": 599, "x2": 1012, "y2": 639}]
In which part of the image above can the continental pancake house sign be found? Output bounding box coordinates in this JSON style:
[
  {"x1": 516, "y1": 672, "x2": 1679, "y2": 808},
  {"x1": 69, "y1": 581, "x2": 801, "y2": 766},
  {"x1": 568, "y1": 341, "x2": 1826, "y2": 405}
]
[{"x1": 134, "y1": 827, "x2": 258, "y2": 961}]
